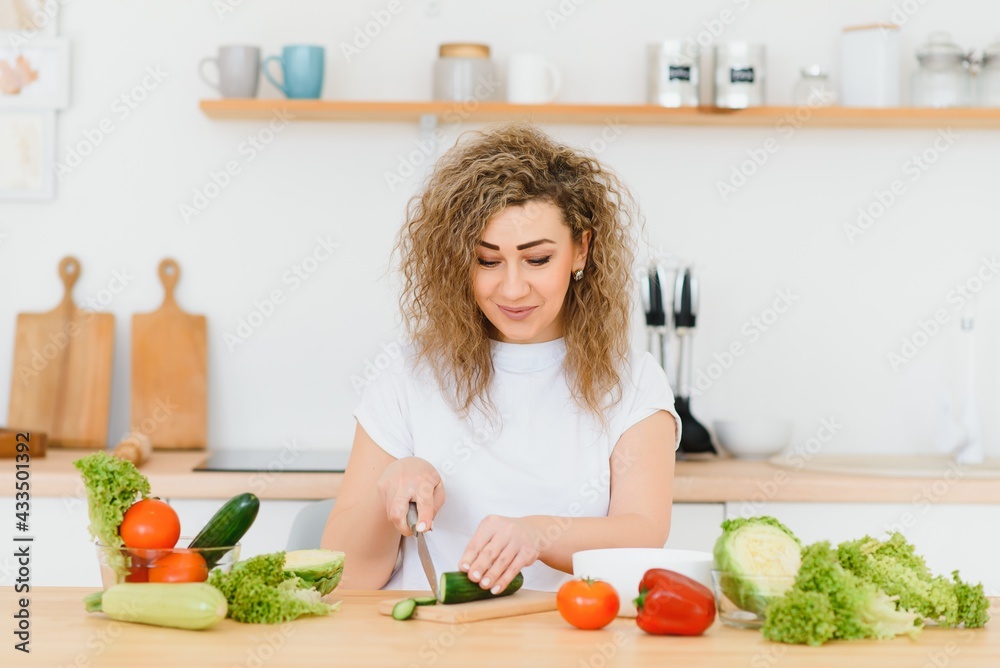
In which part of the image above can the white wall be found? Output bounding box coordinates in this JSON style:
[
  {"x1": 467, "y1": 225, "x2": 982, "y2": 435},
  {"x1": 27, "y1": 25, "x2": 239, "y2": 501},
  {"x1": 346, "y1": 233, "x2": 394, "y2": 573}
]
[{"x1": 2, "y1": 0, "x2": 1000, "y2": 457}]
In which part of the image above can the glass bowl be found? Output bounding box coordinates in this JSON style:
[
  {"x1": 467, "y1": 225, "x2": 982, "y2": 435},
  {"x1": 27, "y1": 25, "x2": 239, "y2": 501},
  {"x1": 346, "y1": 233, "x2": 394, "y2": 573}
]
[
  {"x1": 711, "y1": 570, "x2": 795, "y2": 629},
  {"x1": 96, "y1": 537, "x2": 240, "y2": 588}
]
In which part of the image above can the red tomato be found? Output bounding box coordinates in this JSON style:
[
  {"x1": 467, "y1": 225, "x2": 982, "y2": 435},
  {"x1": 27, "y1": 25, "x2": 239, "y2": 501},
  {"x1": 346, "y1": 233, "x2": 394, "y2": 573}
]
[
  {"x1": 119, "y1": 498, "x2": 181, "y2": 550},
  {"x1": 557, "y1": 578, "x2": 620, "y2": 630},
  {"x1": 149, "y1": 551, "x2": 208, "y2": 583},
  {"x1": 125, "y1": 563, "x2": 148, "y2": 582}
]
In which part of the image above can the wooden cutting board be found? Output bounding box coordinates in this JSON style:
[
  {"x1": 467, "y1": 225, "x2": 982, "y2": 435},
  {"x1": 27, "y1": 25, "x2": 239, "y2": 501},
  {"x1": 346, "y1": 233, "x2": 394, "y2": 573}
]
[
  {"x1": 376, "y1": 590, "x2": 557, "y2": 623},
  {"x1": 7, "y1": 257, "x2": 115, "y2": 448},
  {"x1": 131, "y1": 259, "x2": 207, "y2": 449}
]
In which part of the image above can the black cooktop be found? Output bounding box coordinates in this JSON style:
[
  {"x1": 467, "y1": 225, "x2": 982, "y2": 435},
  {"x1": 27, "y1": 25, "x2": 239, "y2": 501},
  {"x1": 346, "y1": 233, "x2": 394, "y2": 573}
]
[{"x1": 194, "y1": 449, "x2": 350, "y2": 473}]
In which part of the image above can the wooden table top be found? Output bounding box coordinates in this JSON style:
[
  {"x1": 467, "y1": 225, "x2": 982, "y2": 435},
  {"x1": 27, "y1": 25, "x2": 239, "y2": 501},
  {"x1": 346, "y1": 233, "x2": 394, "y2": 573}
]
[
  {"x1": 4, "y1": 588, "x2": 997, "y2": 668},
  {"x1": 24, "y1": 448, "x2": 1000, "y2": 502}
]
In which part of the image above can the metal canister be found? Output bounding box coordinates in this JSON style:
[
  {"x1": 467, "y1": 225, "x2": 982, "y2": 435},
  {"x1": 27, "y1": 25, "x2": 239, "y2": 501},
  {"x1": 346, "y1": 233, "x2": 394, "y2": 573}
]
[
  {"x1": 647, "y1": 41, "x2": 699, "y2": 107},
  {"x1": 714, "y1": 43, "x2": 766, "y2": 108}
]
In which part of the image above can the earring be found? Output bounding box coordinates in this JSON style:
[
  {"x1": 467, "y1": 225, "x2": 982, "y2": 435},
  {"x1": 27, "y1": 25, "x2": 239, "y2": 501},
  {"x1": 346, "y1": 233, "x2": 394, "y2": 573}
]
[{"x1": 573, "y1": 269, "x2": 584, "y2": 281}]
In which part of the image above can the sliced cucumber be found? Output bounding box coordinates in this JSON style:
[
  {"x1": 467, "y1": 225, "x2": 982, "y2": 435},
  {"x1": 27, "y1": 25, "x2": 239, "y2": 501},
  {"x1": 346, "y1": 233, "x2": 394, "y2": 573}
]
[
  {"x1": 392, "y1": 598, "x2": 418, "y2": 620},
  {"x1": 438, "y1": 571, "x2": 524, "y2": 604},
  {"x1": 413, "y1": 596, "x2": 438, "y2": 606}
]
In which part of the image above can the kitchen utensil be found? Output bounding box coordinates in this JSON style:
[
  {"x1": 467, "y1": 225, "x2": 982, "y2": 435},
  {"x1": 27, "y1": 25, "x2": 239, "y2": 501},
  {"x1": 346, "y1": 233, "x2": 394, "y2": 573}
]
[
  {"x1": 376, "y1": 589, "x2": 556, "y2": 623},
  {"x1": 713, "y1": 43, "x2": 765, "y2": 108},
  {"x1": 912, "y1": 32, "x2": 972, "y2": 108},
  {"x1": 130, "y1": 259, "x2": 207, "y2": 449},
  {"x1": 572, "y1": 548, "x2": 713, "y2": 617},
  {"x1": 793, "y1": 66, "x2": 836, "y2": 106},
  {"x1": 407, "y1": 501, "x2": 438, "y2": 598},
  {"x1": 648, "y1": 41, "x2": 699, "y2": 107},
  {"x1": 506, "y1": 53, "x2": 561, "y2": 104},
  {"x1": 262, "y1": 45, "x2": 325, "y2": 99},
  {"x1": 433, "y1": 43, "x2": 498, "y2": 102},
  {"x1": 673, "y1": 268, "x2": 716, "y2": 455},
  {"x1": 641, "y1": 260, "x2": 678, "y2": 395},
  {"x1": 7, "y1": 256, "x2": 114, "y2": 448},
  {"x1": 0, "y1": 428, "x2": 46, "y2": 458},
  {"x1": 110, "y1": 431, "x2": 152, "y2": 467},
  {"x1": 712, "y1": 419, "x2": 792, "y2": 459},
  {"x1": 840, "y1": 24, "x2": 901, "y2": 107},
  {"x1": 199, "y1": 45, "x2": 261, "y2": 98}
]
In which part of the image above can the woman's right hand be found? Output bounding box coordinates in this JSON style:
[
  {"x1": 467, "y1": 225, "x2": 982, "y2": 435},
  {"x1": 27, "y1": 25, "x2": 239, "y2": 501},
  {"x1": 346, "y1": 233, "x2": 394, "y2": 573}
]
[{"x1": 376, "y1": 456, "x2": 445, "y2": 536}]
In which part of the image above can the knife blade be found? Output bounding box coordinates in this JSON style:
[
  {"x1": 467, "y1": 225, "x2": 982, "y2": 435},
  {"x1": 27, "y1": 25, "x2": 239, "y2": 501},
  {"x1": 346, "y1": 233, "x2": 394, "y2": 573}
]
[{"x1": 407, "y1": 501, "x2": 439, "y2": 598}]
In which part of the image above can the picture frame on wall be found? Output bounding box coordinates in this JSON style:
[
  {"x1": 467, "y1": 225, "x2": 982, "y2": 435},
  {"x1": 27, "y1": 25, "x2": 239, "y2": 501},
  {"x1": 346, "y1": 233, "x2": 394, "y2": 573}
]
[
  {"x1": 0, "y1": 0, "x2": 58, "y2": 37},
  {"x1": 0, "y1": 37, "x2": 69, "y2": 109},
  {"x1": 0, "y1": 109, "x2": 56, "y2": 201}
]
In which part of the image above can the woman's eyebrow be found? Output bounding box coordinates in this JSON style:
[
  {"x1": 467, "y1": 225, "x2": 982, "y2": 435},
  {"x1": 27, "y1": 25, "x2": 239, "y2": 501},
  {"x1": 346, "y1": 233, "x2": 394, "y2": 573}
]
[{"x1": 479, "y1": 238, "x2": 555, "y2": 251}]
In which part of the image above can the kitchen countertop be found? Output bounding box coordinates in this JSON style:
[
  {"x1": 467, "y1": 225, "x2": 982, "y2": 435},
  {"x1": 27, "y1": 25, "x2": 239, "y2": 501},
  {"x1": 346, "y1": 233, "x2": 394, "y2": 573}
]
[
  {"x1": 5, "y1": 588, "x2": 997, "y2": 668},
  {"x1": 17, "y1": 448, "x2": 1000, "y2": 503}
]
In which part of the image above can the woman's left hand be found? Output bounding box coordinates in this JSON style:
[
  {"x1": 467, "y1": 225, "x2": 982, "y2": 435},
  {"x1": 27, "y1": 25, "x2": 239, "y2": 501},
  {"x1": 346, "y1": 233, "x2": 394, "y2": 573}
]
[{"x1": 459, "y1": 515, "x2": 540, "y2": 594}]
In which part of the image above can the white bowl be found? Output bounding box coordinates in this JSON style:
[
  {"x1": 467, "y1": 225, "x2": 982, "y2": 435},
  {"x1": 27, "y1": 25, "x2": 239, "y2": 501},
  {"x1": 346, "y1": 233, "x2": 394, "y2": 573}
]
[
  {"x1": 713, "y1": 419, "x2": 793, "y2": 459},
  {"x1": 571, "y1": 548, "x2": 714, "y2": 617}
]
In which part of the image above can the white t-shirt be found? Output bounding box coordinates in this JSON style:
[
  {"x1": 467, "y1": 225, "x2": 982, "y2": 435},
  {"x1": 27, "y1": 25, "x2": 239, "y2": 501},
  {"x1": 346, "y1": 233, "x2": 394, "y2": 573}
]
[{"x1": 353, "y1": 337, "x2": 681, "y2": 592}]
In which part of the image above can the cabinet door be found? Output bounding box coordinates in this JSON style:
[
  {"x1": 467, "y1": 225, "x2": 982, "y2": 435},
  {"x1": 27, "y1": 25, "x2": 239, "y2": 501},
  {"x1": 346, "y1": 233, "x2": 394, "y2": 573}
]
[
  {"x1": 0, "y1": 496, "x2": 99, "y2": 587},
  {"x1": 725, "y1": 502, "x2": 1000, "y2": 597},
  {"x1": 167, "y1": 498, "x2": 311, "y2": 559},
  {"x1": 664, "y1": 503, "x2": 725, "y2": 553}
]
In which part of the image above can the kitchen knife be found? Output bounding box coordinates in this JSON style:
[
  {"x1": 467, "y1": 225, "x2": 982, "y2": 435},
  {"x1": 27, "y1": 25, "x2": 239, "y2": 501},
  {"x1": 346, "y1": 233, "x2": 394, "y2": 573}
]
[{"x1": 407, "y1": 501, "x2": 439, "y2": 598}]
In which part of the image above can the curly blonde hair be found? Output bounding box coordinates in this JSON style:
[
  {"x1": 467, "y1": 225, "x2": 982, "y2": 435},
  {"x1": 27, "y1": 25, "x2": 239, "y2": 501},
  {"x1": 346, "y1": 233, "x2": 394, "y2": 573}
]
[{"x1": 395, "y1": 124, "x2": 639, "y2": 423}]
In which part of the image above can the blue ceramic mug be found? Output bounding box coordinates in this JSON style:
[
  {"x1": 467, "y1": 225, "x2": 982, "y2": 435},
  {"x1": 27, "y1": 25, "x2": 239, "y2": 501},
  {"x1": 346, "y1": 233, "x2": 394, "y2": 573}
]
[{"x1": 262, "y1": 45, "x2": 325, "y2": 99}]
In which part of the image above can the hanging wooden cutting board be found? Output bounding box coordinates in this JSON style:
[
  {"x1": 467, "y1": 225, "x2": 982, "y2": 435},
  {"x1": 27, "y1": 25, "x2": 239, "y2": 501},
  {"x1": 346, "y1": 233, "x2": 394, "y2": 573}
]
[
  {"x1": 7, "y1": 257, "x2": 115, "y2": 448},
  {"x1": 376, "y1": 590, "x2": 557, "y2": 623},
  {"x1": 130, "y1": 259, "x2": 207, "y2": 449}
]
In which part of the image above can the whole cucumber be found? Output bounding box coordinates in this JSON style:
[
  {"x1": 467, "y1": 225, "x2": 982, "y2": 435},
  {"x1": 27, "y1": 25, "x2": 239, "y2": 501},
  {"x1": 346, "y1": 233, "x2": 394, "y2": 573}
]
[{"x1": 189, "y1": 492, "x2": 260, "y2": 567}]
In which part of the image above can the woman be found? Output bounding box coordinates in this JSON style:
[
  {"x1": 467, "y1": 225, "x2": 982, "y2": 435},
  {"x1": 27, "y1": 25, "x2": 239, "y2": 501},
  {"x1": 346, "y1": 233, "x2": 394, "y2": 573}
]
[{"x1": 322, "y1": 124, "x2": 680, "y2": 594}]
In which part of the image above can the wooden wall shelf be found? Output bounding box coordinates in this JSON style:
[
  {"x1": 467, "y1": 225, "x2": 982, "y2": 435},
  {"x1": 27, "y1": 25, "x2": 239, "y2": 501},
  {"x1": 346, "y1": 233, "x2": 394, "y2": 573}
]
[{"x1": 199, "y1": 99, "x2": 1000, "y2": 129}]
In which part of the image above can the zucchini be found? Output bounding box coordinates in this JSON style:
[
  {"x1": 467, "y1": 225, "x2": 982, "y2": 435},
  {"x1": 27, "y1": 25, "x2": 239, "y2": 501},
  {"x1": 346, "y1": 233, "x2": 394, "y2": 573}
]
[
  {"x1": 438, "y1": 571, "x2": 524, "y2": 604},
  {"x1": 392, "y1": 598, "x2": 417, "y2": 620},
  {"x1": 84, "y1": 583, "x2": 227, "y2": 631},
  {"x1": 189, "y1": 493, "x2": 259, "y2": 567}
]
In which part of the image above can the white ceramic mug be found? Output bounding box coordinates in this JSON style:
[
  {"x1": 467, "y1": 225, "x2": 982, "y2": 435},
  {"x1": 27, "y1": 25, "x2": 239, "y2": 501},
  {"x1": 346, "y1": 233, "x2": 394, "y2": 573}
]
[{"x1": 507, "y1": 54, "x2": 562, "y2": 104}]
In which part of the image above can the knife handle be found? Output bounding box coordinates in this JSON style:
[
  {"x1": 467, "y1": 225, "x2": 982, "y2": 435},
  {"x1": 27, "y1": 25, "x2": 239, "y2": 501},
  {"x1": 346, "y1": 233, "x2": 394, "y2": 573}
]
[{"x1": 406, "y1": 501, "x2": 419, "y2": 534}]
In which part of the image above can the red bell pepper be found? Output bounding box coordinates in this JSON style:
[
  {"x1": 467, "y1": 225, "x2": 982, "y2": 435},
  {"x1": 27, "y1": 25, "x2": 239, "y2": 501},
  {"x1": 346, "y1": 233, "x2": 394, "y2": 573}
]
[{"x1": 633, "y1": 568, "x2": 716, "y2": 636}]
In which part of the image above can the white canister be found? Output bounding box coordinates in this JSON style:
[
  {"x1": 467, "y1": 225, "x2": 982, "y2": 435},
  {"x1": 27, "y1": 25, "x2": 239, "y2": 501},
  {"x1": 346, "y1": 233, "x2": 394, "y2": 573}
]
[
  {"x1": 714, "y1": 43, "x2": 765, "y2": 108},
  {"x1": 433, "y1": 43, "x2": 499, "y2": 102},
  {"x1": 840, "y1": 24, "x2": 901, "y2": 107},
  {"x1": 648, "y1": 42, "x2": 699, "y2": 107}
]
